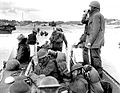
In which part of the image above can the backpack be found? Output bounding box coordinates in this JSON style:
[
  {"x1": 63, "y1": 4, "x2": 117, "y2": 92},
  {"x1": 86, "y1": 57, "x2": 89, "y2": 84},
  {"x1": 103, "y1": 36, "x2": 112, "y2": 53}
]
[
  {"x1": 100, "y1": 80, "x2": 113, "y2": 93},
  {"x1": 27, "y1": 34, "x2": 36, "y2": 45},
  {"x1": 83, "y1": 66, "x2": 104, "y2": 93},
  {"x1": 50, "y1": 31, "x2": 63, "y2": 43},
  {"x1": 56, "y1": 52, "x2": 66, "y2": 63},
  {"x1": 69, "y1": 75, "x2": 88, "y2": 93}
]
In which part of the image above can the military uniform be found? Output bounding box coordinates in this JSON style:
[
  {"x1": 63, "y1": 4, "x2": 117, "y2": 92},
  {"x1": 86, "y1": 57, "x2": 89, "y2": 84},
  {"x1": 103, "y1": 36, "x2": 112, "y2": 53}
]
[
  {"x1": 49, "y1": 28, "x2": 68, "y2": 52},
  {"x1": 27, "y1": 31, "x2": 37, "y2": 45},
  {"x1": 85, "y1": 1, "x2": 105, "y2": 78},
  {"x1": 16, "y1": 34, "x2": 30, "y2": 64},
  {"x1": 34, "y1": 49, "x2": 62, "y2": 83},
  {"x1": 80, "y1": 12, "x2": 90, "y2": 65}
]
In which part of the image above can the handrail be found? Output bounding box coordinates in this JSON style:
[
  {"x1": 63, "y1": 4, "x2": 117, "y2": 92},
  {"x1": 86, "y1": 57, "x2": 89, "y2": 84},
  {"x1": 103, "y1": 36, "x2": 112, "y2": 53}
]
[
  {"x1": 24, "y1": 44, "x2": 38, "y2": 76},
  {"x1": 102, "y1": 68, "x2": 120, "y2": 86},
  {"x1": 0, "y1": 48, "x2": 15, "y2": 83}
]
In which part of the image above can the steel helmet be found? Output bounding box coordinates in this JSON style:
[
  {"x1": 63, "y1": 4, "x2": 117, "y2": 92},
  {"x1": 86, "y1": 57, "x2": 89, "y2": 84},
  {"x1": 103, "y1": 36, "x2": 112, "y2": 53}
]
[
  {"x1": 38, "y1": 76, "x2": 61, "y2": 88},
  {"x1": 9, "y1": 79, "x2": 31, "y2": 93},
  {"x1": 5, "y1": 59, "x2": 20, "y2": 71},
  {"x1": 32, "y1": 30, "x2": 37, "y2": 34},
  {"x1": 89, "y1": 1, "x2": 100, "y2": 9},
  {"x1": 37, "y1": 49, "x2": 48, "y2": 59},
  {"x1": 83, "y1": 64, "x2": 92, "y2": 72},
  {"x1": 71, "y1": 63, "x2": 83, "y2": 72},
  {"x1": 17, "y1": 34, "x2": 26, "y2": 41}
]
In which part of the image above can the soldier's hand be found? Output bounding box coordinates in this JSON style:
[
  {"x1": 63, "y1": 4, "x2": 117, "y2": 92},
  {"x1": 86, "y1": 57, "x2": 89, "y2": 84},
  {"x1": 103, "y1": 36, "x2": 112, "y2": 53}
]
[
  {"x1": 36, "y1": 42, "x2": 39, "y2": 45},
  {"x1": 66, "y1": 47, "x2": 68, "y2": 50},
  {"x1": 85, "y1": 43, "x2": 91, "y2": 48}
]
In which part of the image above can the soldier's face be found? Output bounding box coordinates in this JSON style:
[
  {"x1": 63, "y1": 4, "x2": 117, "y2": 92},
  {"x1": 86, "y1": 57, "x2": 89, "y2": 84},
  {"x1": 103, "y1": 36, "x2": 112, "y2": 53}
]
[
  {"x1": 72, "y1": 70, "x2": 78, "y2": 78},
  {"x1": 38, "y1": 57, "x2": 45, "y2": 63},
  {"x1": 38, "y1": 56, "x2": 48, "y2": 63},
  {"x1": 89, "y1": 6, "x2": 96, "y2": 13}
]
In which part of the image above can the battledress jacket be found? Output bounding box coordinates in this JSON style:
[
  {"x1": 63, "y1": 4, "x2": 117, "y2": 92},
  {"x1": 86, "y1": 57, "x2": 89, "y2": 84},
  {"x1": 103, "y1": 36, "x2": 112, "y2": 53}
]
[
  {"x1": 16, "y1": 39, "x2": 30, "y2": 64},
  {"x1": 85, "y1": 9, "x2": 105, "y2": 48},
  {"x1": 34, "y1": 59, "x2": 61, "y2": 82}
]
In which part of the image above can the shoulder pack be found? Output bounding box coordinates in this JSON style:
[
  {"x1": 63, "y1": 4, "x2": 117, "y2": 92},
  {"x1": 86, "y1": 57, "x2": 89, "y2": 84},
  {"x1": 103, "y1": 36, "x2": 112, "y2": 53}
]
[{"x1": 50, "y1": 31, "x2": 63, "y2": 43}]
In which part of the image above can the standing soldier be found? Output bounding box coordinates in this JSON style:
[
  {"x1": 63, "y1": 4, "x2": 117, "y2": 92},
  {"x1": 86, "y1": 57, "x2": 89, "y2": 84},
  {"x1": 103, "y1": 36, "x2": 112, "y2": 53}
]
[
  {"x1": 85, "y1": 1, "x2": 105, "y2": 78},
  {"x1": 49, "y1": 28, "x2": 68, "y2": 52},
  {"x1": 27, "y1": 30, "x2": 38, "y2": 57},
  {"x1": 76, "y1": 9, "x2": 90, "y2": 65},
  {"x1": 27, "y1": 30, "x2": 37, "y2": 45},
  {"x1": 37, "y1": 28, "x2": 40, "y2": 36}
]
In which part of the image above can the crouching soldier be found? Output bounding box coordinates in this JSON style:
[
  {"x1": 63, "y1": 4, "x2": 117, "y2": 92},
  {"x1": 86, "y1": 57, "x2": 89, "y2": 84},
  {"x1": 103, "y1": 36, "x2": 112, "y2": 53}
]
[
  {"x1": 33, "y1": 48, "x2": 63, "y2": 83},
  {"x1": 83, "y1": 64, "x2": 104, "y2": 93},
  {"x1": 69, "y1": 63, "x2": 88, "y2": 93}
]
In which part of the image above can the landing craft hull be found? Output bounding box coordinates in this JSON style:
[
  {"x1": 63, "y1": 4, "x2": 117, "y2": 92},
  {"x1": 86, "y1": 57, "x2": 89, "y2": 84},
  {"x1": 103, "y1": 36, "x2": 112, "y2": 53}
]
[
  {"x1": 0, "y1": 48, "x2": 28, "y2": 93},
  {"x1": 70, "y1": 47, "x2": 120, "y2": 93},
  {"x1": 103, "y1": 69, "x2": 120, "y2": 93},
  {"x1": 0, "y1": 33, "x2": 120, "y2": 93},
  {"x1": 0, "y1": 48, "x2": 15, "y2": 93}
]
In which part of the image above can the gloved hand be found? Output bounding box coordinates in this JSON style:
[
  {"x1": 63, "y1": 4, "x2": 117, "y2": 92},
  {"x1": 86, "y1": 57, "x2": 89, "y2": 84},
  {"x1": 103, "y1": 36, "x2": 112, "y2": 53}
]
[
  {"x1": 78, "y1": 43, "x2": 84, "y2": 48},
  {"x1": 48, "y1": 49, "x2": 57, "y2": 58},
  {"x1": 85, "y1": 43, "x2": 91, "y2": 48}
]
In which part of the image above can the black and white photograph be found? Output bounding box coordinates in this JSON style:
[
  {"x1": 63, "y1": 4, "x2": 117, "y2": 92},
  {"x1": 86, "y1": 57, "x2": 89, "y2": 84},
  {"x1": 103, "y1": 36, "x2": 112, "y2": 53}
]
[{"x1": 0, "y1": 0, "x2": 120, "y2": 93}]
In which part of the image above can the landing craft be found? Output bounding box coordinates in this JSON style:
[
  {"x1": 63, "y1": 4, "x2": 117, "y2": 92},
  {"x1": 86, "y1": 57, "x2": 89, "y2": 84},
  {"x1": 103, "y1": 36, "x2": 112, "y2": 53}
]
[
  {"x1": 0, "y1": 24, "x2": 16, "y2": 34},
  {"x1": 0, "y1": 27, "x2": 120, "y2": 93}
]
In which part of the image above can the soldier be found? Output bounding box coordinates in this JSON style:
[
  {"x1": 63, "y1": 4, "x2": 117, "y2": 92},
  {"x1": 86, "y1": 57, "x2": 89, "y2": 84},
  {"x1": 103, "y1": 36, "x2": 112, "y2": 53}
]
[
  {"x1": 69, "y1": 63, "x2": 88, "y2": 93},
  {"x1": 34, "y1": 48, "x2": 70, "y2": 84},
  {"x1": 27, "y1": 30, "x2": 37, "y2": 45},
  {"x1": 33, "y1": 48, "x2": 63, "y2": 83},
  {"x1": 49, "y1": 28, "x2": 68, "y2": 52},
  {"x1": 83, "y1": 1, "x2": 105, "y2": 78},
  {"x1": 16, "y1": 34, "x2": 30, "y2": 64},
  {"x1": 78, "y1": 9, "x2": 90, "y2": 65}
]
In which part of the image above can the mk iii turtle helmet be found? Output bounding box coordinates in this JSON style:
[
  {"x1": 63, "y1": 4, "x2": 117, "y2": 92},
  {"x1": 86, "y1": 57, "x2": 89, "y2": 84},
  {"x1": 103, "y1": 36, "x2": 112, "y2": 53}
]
[{"x1": 89, "y1": 1, "x2": 100, "y2": 9}]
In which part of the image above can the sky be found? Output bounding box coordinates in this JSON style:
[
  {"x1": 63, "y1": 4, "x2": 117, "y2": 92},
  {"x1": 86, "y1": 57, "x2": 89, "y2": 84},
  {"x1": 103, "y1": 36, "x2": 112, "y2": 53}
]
[{"x1": 0, "y1": 0, "x2": 120, "y2": 21}]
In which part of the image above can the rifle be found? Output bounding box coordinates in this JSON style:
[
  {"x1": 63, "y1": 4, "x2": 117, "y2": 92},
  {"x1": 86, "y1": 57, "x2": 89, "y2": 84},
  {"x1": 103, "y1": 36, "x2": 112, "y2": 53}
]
[
  {"x1": 25, "y1": 44, "x2": 38, "y2": 76},
  {"x1": 24, "y1": 59, "x2": 34, "y2": 76}
]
